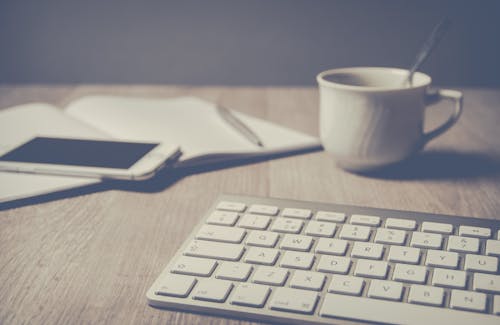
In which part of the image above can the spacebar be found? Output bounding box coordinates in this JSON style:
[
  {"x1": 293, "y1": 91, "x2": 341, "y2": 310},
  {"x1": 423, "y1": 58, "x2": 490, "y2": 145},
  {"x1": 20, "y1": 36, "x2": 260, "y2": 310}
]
[{"x1": 320, "y1": 294, "x2": 499, "y2": 325}]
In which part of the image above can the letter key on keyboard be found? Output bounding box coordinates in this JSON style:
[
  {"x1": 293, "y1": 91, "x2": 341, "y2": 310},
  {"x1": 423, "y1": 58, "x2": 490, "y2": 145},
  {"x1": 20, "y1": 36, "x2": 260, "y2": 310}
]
[
  {"x1": 252, "y1": 266, "x2": 289, "y2": 286},
  {"x1": 148, "y1": 195, "x2": 500, "y2": 325},
  {"x1": 215, "y1": 262, "x2": 253, "y2": 281},
  {"x1": 245, "y1": 230, "x2": 279, "y2": 247}
]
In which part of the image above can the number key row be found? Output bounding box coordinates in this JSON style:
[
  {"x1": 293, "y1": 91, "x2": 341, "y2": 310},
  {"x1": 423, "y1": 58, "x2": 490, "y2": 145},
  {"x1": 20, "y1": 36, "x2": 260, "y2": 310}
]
[{"x1": 214, "y1": 202, "x2": 499, "y2": 239}]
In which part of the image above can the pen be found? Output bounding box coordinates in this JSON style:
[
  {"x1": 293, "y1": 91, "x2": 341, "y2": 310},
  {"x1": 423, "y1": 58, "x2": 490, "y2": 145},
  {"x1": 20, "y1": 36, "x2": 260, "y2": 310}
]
[{"x1": 216, "y1": 105, "x2": 264, "y2": 147}]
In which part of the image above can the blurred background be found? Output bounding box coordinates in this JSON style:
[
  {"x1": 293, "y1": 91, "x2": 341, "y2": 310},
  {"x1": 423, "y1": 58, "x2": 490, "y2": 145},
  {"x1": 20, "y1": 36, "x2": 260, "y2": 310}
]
[{"x1": 1, "y1": 0, "x2": 499, "y2": 86}]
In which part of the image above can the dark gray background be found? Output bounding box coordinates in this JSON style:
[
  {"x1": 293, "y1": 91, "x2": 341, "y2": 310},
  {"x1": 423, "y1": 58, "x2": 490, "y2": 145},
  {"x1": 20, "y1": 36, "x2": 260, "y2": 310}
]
[{"x1": 1, "y1": 0, "x2": 499, "y2": 86}]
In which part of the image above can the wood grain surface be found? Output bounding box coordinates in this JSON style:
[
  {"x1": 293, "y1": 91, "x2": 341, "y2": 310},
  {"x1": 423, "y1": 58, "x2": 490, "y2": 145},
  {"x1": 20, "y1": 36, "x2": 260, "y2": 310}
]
[{"x1": 0, "y1": 86, "x2": 499, "y2": 324}]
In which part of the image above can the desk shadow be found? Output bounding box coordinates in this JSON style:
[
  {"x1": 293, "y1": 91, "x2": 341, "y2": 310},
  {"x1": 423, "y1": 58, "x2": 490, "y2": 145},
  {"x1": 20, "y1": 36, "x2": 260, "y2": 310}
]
[
  {"x1": 362, "y1": 150, "x2": 500, "y2": 180},
  {"x1": 0, "y1": 182, "x2": 111, "y2": 211},
  {"x1": 105, "y1": 146, "x2": 321, "y2": 193},
  {"x1": 0, "y1": 147, "x2": 321, "y2": 210}
]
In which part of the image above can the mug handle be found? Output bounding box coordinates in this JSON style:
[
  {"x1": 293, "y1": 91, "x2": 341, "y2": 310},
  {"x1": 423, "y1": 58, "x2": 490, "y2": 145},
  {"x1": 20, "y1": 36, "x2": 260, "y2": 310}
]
[{"x1": 422, "y1": 88, "x2": 463, "y2": 144}]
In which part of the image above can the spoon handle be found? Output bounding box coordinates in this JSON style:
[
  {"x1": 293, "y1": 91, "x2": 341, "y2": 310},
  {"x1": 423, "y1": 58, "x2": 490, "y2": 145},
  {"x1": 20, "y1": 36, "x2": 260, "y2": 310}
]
[{"x1": 405, "y1": 18, "x2": 451, "y2": 85}]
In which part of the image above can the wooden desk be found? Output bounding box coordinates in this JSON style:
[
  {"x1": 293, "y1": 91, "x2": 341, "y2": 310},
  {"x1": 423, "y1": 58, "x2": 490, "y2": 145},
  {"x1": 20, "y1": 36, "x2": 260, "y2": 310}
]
[{"x1": 1, "y1": 86, "x2": 499, "y2": 324}]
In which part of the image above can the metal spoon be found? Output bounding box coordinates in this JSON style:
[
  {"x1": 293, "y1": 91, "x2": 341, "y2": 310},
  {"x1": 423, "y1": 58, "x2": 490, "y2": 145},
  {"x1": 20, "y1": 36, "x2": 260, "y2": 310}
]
[{"x1": 404, "y1": 18, "x2": 451, "y2": 86}]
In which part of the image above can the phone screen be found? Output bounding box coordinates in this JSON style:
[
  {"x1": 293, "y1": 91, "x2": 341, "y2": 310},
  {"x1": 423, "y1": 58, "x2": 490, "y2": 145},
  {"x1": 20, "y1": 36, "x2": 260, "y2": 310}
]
[{"x1": 0, "y1": 137, "x2": 159, "y2": 169}]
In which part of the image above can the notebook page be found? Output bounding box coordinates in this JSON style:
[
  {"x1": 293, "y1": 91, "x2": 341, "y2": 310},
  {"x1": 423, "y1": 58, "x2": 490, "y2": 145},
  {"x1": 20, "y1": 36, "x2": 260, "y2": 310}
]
[
  {"x1": 232, "y1": 111, "x2": 320, "y2": 150},
  {"x1": 0, "y1": 104, "x2": 108, "y2": 203},
  {"x1": 65, "y1": 96, "x2": 320, "y2": 162}
]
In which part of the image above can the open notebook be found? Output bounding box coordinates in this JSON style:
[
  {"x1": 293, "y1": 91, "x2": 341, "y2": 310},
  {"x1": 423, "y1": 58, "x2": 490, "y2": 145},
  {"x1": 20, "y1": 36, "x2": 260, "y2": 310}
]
[{"x1": 0, "y1": 96, "x2": 321, "y2": 203}]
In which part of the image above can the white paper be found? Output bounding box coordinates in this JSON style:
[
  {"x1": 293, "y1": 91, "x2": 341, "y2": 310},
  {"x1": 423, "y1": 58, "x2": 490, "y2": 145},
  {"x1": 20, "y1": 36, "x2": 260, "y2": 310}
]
[{"x1": 65, "y1": 96, "x2": 320, "y2": 162}]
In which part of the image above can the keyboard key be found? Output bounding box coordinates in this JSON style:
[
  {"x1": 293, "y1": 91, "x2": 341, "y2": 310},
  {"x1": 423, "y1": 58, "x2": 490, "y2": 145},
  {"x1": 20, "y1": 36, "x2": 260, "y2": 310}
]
[
  {"x1": 494, "y1": 295, "x2": 500, "y2": 315},
  {"x1": 327, "y1": 275, "x2": 364, "y2": 295},
  {"x1": 215, "y1": 262, "x2": 253, "y2": 281},
  {"x1": 354, "y1": 259, "x2": 388, "y2": 279},
  {"x1": 171, "y1": 256, "x2": 217, "y2": 276},
  {"x1": 184, "y1": 240, "x2": 245, "y2": 261},
  {"x1": 410, "y1": 231, "x2": 442, "y2": 249},
  {"x1": 230, "y1": 283, "x2": 270, "y2": 307},
  {"x1": 206, "y1": 210, "x2": 239, "y2": 226},
  {"x1": 156, "y1": 274, "x2": 196, "y2": 298},
  {"x1": 432, "y1": 268, "x2": 467, "y2": 289},
  {"x1": 464, "y1": 254, "x2": 498, "y2": 273},
  {"x1": 350, "y1": 214, "x2": 380, "y2": 226},
  {"x1": 450, "y1": 289, "x2": 486, "y2": 312},
  {"x1": 387, "y1": 246, "x2": 421, "y2": 264},
  {"x1": 290, "y1": 270, "x2": 326, "y2": 291},
  {"x1": 244, "y1": 247, "x2": 279, "y2": 265},
  {"x1": 486, "y1": 240, "x2": 500, "y2": 257},
  {"x1": 280, "y1": 251, "x2": 315, "y2": 270},
  {"x1": 473, "y1": 273, "x2": 500, "y2": 294},
  {"x1": 248, "y1": 204, "x2": 278, "y2": 216},
  {"x1": 385, "y1": 218, "x2": 417, "y2": 230},
  {"x1": 279, "y1": 234, "x2": 314, "y2": 252},
  {"x1": 367, "y1": 280, "x2": 403, "y2": 301},
  {"x1": 421, "y1": 222, "x2": 453, "y2": 234},
  {"x1": 408, "y1": 285, "x2": 444, "y2": 306},
  {"x1": 314, "y1": 238, "x2": 348, "y2": 255},
  {"x1": 270, "y1": 217, "x2": 304, "y2": 234},
  {"x1": 350, "y1": 242, "x2": 384, "y2": 260},
  {"x1": 339, "y1": 224, "x2": 371, "y2": 241},
  {"x1": 425, "y1": 249, "x2": 459, "y2": 269},
  {"x1": 459, "y1": 225, "x2": 491, "y2": 238},
  {"x1": 216, "y1": 201, "x2": 246, "y2": 212},
  {"x1": 392, "y1": 263, "x2": 427, "y2": 284},
  {"x1": 320, "y1": 293, "x2": 499, "y2": 324},
  {"x1": 316, "y1": 211, "x2": 346, "y2": 222},
  {"x1": 192, "y1": 279, "x2": 233, "y2": 302},
  {"x1": 317, "y1": 256, "x2": 352, "y2": 274},
  {"x1": 252, "y1": 266, "x2": 288, "y2": 286},
  {"x1": 195, "y1": 224, "x2": 246, "y2": 243},
  {"x1": 237, "y1": 214, "x2": 271, "y2": 230},
  {"x1": 245, "y1": 230, "x2": 279, "y2": 248},
  {"x1": 374, "y1": 228, "x2": 406, "y2": 245},
  {"x1": 281, "y1": 208, "x2": 312, "y2": 219},
  {"x1": 447, "y1": 235, "x2": 480, "y2": 253},
  {"x1": 304, "y1": 220, "x2": 336, "y2": 237},
  {"x1": 269, "y1": 287, "x2": 318, "y2": 314}
]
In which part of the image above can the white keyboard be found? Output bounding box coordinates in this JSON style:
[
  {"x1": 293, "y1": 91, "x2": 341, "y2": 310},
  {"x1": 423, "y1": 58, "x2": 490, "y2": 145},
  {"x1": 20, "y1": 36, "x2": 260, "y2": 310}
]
[{"x1": 147, "y1": 195, "x2": 500, "y2": 324}]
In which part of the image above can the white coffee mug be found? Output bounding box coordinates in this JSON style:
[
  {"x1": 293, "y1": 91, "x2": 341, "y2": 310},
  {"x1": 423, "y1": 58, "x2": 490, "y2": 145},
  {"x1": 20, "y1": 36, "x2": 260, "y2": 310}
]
[{"x1": 317, "y1": 67, "x2": 463, "y2": 172}]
